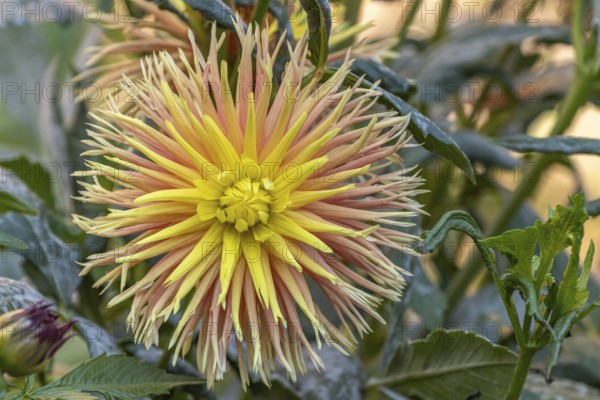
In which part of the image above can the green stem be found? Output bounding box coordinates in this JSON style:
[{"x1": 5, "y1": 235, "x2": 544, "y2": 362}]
[
  {"x1": 445, "y1": 68, "x2": 592, "y2": 312},
  {"x1": 251, "y1": 0, "x2": 270, "y2": 26},
  {"x1": 396, "y1": 0, "x2": 423, "y2": 46},
  {"x1": 343, "y1": 0, "x2": 362, "y2": 25},
  {"x1": 431, "y1": 0, "x2": 452, "y2": 42},
  {"x1": 505, "y1": 347, "x2": 535, "y2": 400},
  {"x1": 489, "y1": 269, "x2": 525, "y2": 344},
  {"x1": 157, "y1": 348, "x2": 172, "y2": 370},
  {"x1": 518, "y1": 0, "x2": 539, "y2": 22}
]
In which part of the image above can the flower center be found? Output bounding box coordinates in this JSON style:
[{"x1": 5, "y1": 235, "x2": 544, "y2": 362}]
[{"x1": 216, "y1": 178, "x2": 272, "y2": 233}]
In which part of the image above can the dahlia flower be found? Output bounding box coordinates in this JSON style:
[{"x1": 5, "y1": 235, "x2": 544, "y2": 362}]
[
  {"x1": 76, "y1": 0, "x2": 395, "y2": 105},
  {"x1": 73, "y1": 22, "x2": 423, "y2": 387},
  {"x1": 0, "y1": 303, "x2": 75, "y2": 376}
]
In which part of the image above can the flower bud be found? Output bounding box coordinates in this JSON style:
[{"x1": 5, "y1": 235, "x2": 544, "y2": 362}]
[{"x1": 0, "y1": 303, "x2": 75, "y2": 376}]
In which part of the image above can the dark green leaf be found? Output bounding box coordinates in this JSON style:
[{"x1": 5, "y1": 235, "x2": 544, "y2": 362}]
[
  {"x1": 150, "y1": 0, "x2": 189, "y2": 22},
  {"x1": 417, "y1": 210, "x2": 483, "y2": 254},
  {"x1": 378, "y1": 89, "x2": 476, "y2": 183},
  {"x1": 351, "y1": 59, "x2": 416, "y2": 100},
  {"x1": 548, "y1": 310, "x2": 579, "y2": 377},
  {"x1": 448, "y1": 284, "x2": 525, "y2": 343},
  {"x1": 494, "y1": 136, "x2": 600, "y2": 155},
  {"x1": 523, "y1": 374, "x2": 600, "y2": 400},
  {"x1": 0, "y1": 229, "x2": 27, "y2": 250},
  {"x1": 534, "y1": 193, "x2": 588, "y2": 287},
  {"x1": 76, "y1": 318, "x2": 121, "y2": 358},
  {"x1": 126, "y1": 344, "x2": 215, "y2": 400},
  {"x1": 410, "y1": 24, "x2": 570, "y2": 85},
  {"x1": 502, "y1": 265, "x2": 554, "y2": 336},
  {"x1": 405, "y1": 266, "x2": 446, "y2": 330},
  {"x1": 483, "y1": 227, "x2": 537, "y2": 279},
  {"x1": 585, "y1": 199, "x2": 600, "y2": 216},
  {"x1": 381, "y1": 216, "x2": 423, "y2": 368},
  {"x1": 183, "y1": 0, "x2": 240, "y2": 30},
  {"x1": 0, "y1": 277, "x2": 46, "y2": 313},
  {"x1": 551, "y1": 334, "x2": 600, "y2": 387},
  {"x1": 298, "y1": 0, "x2": 331, "y2": 69},
  {"x1": 452, "y1": 132, "x2": 517, "y2": 170},
  {"x1": 379, "y1": 330, "x2": 517, "y2": 400},
  {"x1": 0, "y1": 168, "x2": 81, "y2": 305},
  {"x1": 1, "y1": 158, "x2": 56, "y2": 208},
  {"x1": 29, "y1": 354, "x2": 202, "y2": 400},
  {"x1": 0, "y1": 190, "x2": 36, "y2": 215}
]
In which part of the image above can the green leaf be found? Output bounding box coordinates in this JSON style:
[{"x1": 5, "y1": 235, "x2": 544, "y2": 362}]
[
  {"x1": 1, "y1": 158, "x2": 56, "y2": 208},
  {"x1": 418, "y1": 210, "x2": 483, "y2": 253},
  {"x1": 417, "y1": 210, "x2": 495, "y2": 270},
  {"x1": 377, "y1": 88, "x2": 476, "y2": 184},
  {"x1": 378, "y1": 330, "x2": 517, "y2": 400},
  {"x1": 534, "y1": 193, "x2": 588, "y2": 289},
  {"x1": 412, "y1": 24, "x2": 570, "y2": 85},
  {"x1": 298, "y1": 0, "x2": 331, "y2": 69},
  {"x1": 576, "y1": 242, "x2": 595, "y2": 307},
  {"x1": 0, "y1": 190, "x2": 36, "y2": 215},
  {"x1": 547, "y1": 310, "x2": 579, "y2": 376},
  {"x1": 448, "y1": 284, "x2": 524, "y2": 342},
  {"x1": 0, "y1": 229, "x2": 27, "y2": 250},
  {"x1": 553, "y1": 235, "x2": 583, "y2": 317},
  {"x1": 29, "y1": 354, "x2": 202, "y2": 400},
  {"x1": 76, "y1": 318, "x2": 121, "y2": 358},
  {"x1": 523, "y1": 374, "x2": 600, "y2": 400},
  {"x1": 551, "y1": 334, "x2": 600, "y2": 387},
  {"x1": 483, "y1": 227, "x2": 537, "y2": 280},
  {"x1": 452, "y1": 132, "x2": 517, "y2": 170},
  {"x1": 0, "y1": 167, "x2": 81, "y2": 305},
  {"x1": 0, "y1": 278, "x2": 46, "y2": 313},
  {"x1": 351, "y1": 59, "x2": 416, "y2": 100},
  {"x1": 585, "y1": 198, "x2": 600, "y2": 216},
  {"x1": 501, "y1": 263, "x2": 555, "y2": 337},
  {"x1": 380, "y1": 217, "x2": 425, "y2": 369},
  {"x1": 183, "y1": 0, "x2": 240, "y2": 30},
  {"x1": 494, "y1": 136, "x2": 600, "y2": 155}
]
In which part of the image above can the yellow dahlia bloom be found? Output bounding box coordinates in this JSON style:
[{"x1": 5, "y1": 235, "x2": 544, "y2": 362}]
[{"x1": 73, "y1": 22, "x2": 423, "y2": 387}]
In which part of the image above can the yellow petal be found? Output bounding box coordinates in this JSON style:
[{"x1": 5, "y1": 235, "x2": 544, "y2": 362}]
[
  {"x1": 124, "y1": 136, "x2": 201, "y2": 183},
  {"x1": 137, "y1": 215, "x2": 208, "y2": 245},
  {"x1": 167, "y1": 222, "x2": 225, "y2": 283},
  {"x1": 217, "y1": 227, "x2": 242, "y2": 305},
  {"x1": 261, "y1": 112, "x2": 307, "y2": 167},
  {"x1": 243, "y1": 92, "x2": 258, "y2": 161},
  {"x1": 274, "y1": 156, "x2": 329, "y2": 195},
  {"x1": 134, "y1": 188, "x2": 206, "y2": 204},
  {"x1": 288, "y1": 184, "x2": 355, "y2": 209},
  {"x1": 201, "y1": 116, "x2": 241, "y2": 170},
  {"x1": 269, "y1": 213, "x2": 332, "y2": 253}
]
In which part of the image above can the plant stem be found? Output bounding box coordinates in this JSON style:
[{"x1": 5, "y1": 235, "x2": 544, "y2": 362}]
[
  {"x1": 505, "y1": 347, "x2": 535, "y2": 399},
  {"x1": 431, "y1": 0, "x2": 452, "y2": 42},
  {"x1": 396, "y1": 0, "x2": 423, "y2": 46},
  {"x1": 157, "y1": 348, "x2": 172, "y2": 370},
  {"x1": 445, "y1": 67, "x2": 592, "y2": 312}
]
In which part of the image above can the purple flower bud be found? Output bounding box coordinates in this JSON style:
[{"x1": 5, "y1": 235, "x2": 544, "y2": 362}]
[{"x1": 0, "y1": 302, "x2": 75, "y2": 376}]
